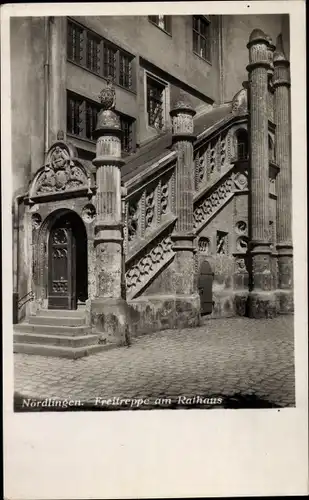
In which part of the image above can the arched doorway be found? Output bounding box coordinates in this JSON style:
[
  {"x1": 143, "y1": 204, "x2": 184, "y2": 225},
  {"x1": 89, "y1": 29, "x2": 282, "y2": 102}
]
[{"x1": 47, "y1": 211, "x2": 88, "y2": 310}]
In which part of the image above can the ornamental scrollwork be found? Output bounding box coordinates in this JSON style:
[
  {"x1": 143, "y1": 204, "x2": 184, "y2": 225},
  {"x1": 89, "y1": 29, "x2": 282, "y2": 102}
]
[
  {"x1": 28, "y1": 142, "x2": 92, "y2": 200},
  {"x1": 52, "y1": 228, "x2": 68, "y2": 245},
  {"x1": 233, "y1": 172, "x2": 248, "y2": 191},
  {"x1": 236, "y1": 236, "x2": 248, "y2": 252},
  {"x1": 194, "y1": 177, "x2": 234, "y2": 230},
  {"x1": 220, "y1": 134, "x2": 227, "y2": 167},
  {"x1": 235, "y1": 221, "x2": 247, "y2": 234},
  {"x1": 52, "y1": 281, "x2": 68, "y2": 293},
  {"x1": 31, "y1": 213, "x2": 42, "y2": 230},
  {"x1": 82, "y1": 204, "x2": 96, "y2": 223},
  {"x1": 127, "y1": 199, "x2": 139, "y2": 242},
  {"x1": 99, "y1": 77, "x2": 116, "y2": 110},
  {"x1": 125, "y1": 236, "x2": 174, "y2": 298},
  {"x1": 198, "y1": 237, "x2": 210, "y2": 254},
  {"x1": 195, "y1": 149, "x2": 206, "y2": 188},
  {"x1": 160, "y1": 181, "x2": 169, "y2": 215},
  {"x1": 145, "y1": 189, "x2": 155, "y2": 229}
]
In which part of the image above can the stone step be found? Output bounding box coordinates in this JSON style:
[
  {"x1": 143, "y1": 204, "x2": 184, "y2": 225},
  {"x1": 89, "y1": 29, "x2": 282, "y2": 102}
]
[
  {"x1": 29, "y1": 315, "x2": 86, "y2": 327},
  {"x1": 14, "y1": 323, "x2": 90, "y2": 336},
  {"x1": 13, "y1": 342, "x2": 116, "y2": 359},
  {"x1": 36, "y1": 308, "x2": 86, "y2": 318},
  {"x1": 14, "y1": 332, "x2": 100, "y2": 348}
]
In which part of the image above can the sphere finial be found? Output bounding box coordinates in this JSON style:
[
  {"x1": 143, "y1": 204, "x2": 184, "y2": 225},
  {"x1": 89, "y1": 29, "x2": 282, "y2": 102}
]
[{"x1": 99, "y1": 77, "x2": 116, "y2": 110}]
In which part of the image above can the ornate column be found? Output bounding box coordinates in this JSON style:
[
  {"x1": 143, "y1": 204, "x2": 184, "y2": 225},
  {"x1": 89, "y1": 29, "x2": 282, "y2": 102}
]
[
  {"x1": 273, "y1": 34, "x2": 293, "y2": 313},
  {"x1": 90, "y1": 82, "x2": 129, "y2": 344},
  {"x1": 170, "y1": 95, "x2": 200, "y2": 327},
  {"x1": 247, "y1": 29, "x2": 277, "y2": 317}
]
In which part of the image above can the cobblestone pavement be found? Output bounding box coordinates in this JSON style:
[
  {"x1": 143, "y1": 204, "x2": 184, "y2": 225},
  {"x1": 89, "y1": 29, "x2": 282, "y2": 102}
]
[{"x1": 14, "y1": 316, "x2": 295, "y2": 409}]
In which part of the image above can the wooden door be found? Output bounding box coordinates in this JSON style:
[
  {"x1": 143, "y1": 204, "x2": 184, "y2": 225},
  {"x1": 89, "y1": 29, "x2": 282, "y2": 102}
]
[
  {"x1": 48, "y1": 222, "x2": 77, "y2": 310},
  {"x1": 198, "y1": 260, "x2": 214, "y2": 315}
]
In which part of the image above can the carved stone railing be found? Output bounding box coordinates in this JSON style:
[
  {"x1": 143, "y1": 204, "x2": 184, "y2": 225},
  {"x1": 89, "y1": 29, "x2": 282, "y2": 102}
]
[
  {"x1": 193, "y1": 165, "x2": 249, "y2": 234},
  {"x1": 124, "y1": 162, "x2": 176, "y2": 258},
  {"x1": 194, "y1": 128, "x2": 234, "y2": 192},
  {"x1": 124, "y1": 160, "x2": 177, "y2": 298},
  {"x1": 125, "y1": 228, "x2": 175, "y2": 300}
]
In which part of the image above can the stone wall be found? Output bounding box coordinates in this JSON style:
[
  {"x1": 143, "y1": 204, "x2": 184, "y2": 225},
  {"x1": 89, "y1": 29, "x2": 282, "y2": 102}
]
[
  {"x1": 73, "y1": 15, "x2": 221, "y2": 103},
  {"x1": 222, "y1": 14, "x2": 289, "y2": 102}
]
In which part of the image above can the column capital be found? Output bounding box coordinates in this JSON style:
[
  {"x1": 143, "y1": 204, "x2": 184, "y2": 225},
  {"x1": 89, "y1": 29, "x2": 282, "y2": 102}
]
[
  {"x1": 170, "y1": 94, "x2": 196, "y2": 143},
  {"x1": 273, "y1": 34, "x2": 290, "y2": 88},
  {"x1": 246, "y1": 29, "x2": 271, "y2": 72}
]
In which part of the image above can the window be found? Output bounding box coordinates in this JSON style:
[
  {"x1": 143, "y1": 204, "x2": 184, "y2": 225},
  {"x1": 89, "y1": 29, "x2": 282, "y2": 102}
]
[
  {"x1": 235, "y1": 129, "x2": 249, "y2": 160},
  {"x1": 68, "y1": 21, "x2": 84, "y2": 64},
  {"x1": 120, "y1": 116, "x2": 134, "y2": 154},
  {"x1": 216, "y1": 231, "x2": 228, "y2": 255},
  {"x1": 148, "y1": 15, "x2": 172, "y2": 34},
  {"x1": 85, "y1": 102, "x2": 99, "y2": 140},
  {"x1": 67, "y1": 92, "x2": 135, "y2": 153},
  {"x1": 67, "y1": 94, "x2": 84, "y2": 136},
  {"x1": 86, "y1": 33, "x2": 101, "y2": 73},
  {"x1": 147, "y1": 77, "x2": 165, "y2": 130},
  {"x1": 268, "y1": 135, "x2": 275, "y2": 162},
  {"x1": 192, "y1": 15, "x2": 211, "y2": 62},
  {"x1": 103, "y1": 42, "x2": 117, "y2": 80},
  {"x1": 119, "y1": 52, "x2": 132, "y2": 89},
  {"x1": 67, "y1": 19, "x2": 135, "y2": 91}
]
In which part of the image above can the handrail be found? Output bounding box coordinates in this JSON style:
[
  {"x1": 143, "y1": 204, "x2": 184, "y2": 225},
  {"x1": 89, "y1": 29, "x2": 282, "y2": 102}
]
[{"x1": 18, "y1": 291, "x2": 34, "y2": 309}]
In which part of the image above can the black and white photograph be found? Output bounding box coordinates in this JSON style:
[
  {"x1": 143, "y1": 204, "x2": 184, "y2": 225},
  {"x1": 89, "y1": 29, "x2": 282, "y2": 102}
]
[
  {"x1": 10, "y1": 11, "x2": 296, "y2": 411},
  {"x1": 2, "y1": 1, "x2": 307, "y2": 498}
]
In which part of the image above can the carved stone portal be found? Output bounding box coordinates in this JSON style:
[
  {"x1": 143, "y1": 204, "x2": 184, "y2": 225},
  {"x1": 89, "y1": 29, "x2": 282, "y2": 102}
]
[{"x1": 28, "y1": 141, "x2": 93, "y2": 200}]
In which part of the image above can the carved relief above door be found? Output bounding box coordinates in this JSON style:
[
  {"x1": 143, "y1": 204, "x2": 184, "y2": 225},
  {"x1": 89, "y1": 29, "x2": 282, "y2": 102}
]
[{"x1": 26, "y1": 140, "x2": 95, "y2": 203}]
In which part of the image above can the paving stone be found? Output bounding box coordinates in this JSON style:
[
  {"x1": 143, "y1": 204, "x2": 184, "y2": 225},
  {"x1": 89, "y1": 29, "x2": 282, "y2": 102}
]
[{"x1": 14, "y1": 316, "x2": 295, "y2": 407}]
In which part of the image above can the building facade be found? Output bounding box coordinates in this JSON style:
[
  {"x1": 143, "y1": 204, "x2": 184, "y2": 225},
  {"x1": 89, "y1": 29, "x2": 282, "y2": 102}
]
[{"x1": 11, "y1": 15, "x2": 293, "y2": 357}]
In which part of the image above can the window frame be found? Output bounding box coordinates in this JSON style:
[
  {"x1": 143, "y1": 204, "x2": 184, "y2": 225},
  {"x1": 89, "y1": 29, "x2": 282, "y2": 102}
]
[
  {"x1": 148, "y1": 15, "x2": 172, "y2": 35},
  {"x1": 216, "y1": 230, "x2": 228, "y2": 255},
  {"x1": 66, "y1": 90, "x2": 136, "y2": 154},
  {"x1": 146, "y1": 73, "x2": 168, "y2": 132},
  {"x1": 67, "y1": 18, "x2": 136, "y2": 92},
  {"x1": 235, "y1": 129, "x2": 249, "y2": 161},
  {"x1": 192, "y1": 15, "x2": 212, "y2": 63}
]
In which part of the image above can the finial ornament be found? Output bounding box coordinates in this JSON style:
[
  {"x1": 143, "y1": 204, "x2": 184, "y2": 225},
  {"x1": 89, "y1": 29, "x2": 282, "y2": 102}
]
[
  {"x1": 173, "y1": 89, "x2": 193, "y2": 110},
  {"x1": 232, "y1": 84, "x2": 248, "y2": 115},
  {"x1": 99, "y1": 76, "x2": 116, "y2": 110}
]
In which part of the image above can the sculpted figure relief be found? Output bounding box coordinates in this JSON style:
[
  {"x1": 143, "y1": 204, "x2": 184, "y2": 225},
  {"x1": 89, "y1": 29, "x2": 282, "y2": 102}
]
[{"x1": 34, "y1": 144, "x2": 89, "y2": 196}]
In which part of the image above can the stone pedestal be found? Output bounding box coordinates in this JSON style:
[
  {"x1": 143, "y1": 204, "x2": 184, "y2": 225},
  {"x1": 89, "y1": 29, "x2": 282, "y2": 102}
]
[
  {"x1": 246, "y1": 29, "x2": 277, "y2": 317},
  {"x1": 273, "y1": 35, "x2": 294, "y2": 313},
  {"x1": 169, "y1": 97, "x2": 200, "y2": 327},
  {"x1": 90, "y1": 89, "x2": 130, "y2": 345}
]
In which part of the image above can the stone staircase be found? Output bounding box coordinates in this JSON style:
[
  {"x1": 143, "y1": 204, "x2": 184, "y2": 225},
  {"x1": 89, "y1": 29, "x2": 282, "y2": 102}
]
[{"x1": 13, "y1": 309, "x2": 112, "y2": 359}]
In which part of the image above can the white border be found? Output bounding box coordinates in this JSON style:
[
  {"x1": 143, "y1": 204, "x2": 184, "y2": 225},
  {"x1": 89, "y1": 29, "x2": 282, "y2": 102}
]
[{"x1": 2, "y1": 2, "x2": 308, "y2": 498}]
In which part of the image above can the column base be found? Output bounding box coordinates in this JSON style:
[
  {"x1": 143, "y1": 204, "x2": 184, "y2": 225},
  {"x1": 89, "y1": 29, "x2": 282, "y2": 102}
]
[
  {"x1": 275, "y1": 289, "x2": 294, "y2": 314},
  {"x1": 90, "y1": 298, "x2": 132, "y2": 346},
  {"x1": 247, "y1": 291, "x2": 277, "y2": 319},
  {"x1": 128, "y1": 294, "x2": 201, "y2": 337}
]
